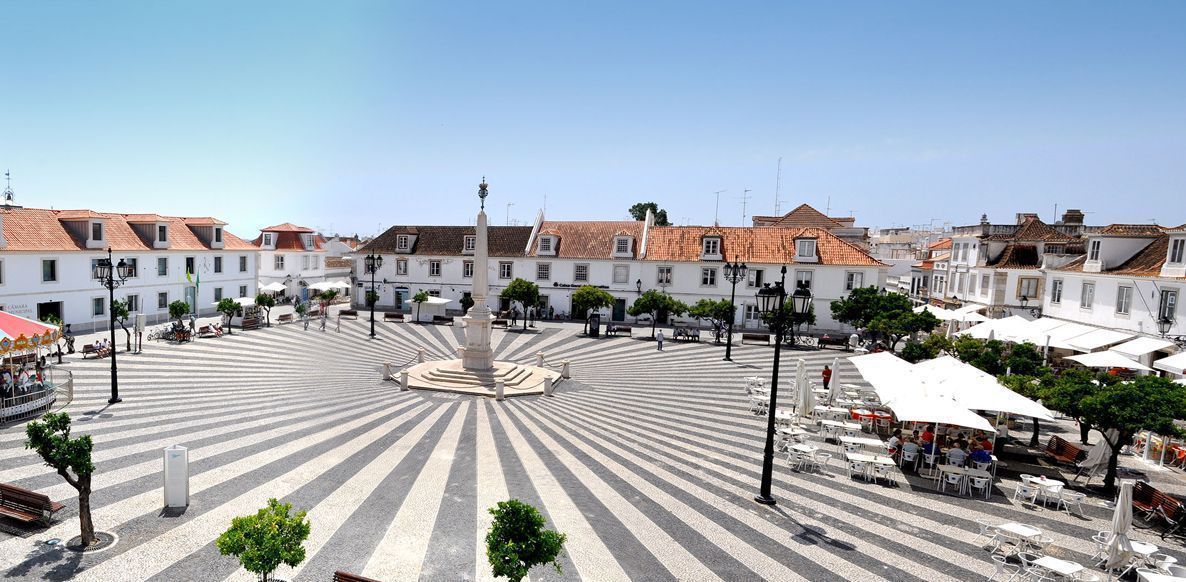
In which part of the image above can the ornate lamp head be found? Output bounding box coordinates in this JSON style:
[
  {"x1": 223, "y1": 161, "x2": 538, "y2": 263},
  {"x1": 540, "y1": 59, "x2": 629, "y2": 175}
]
[{"x1": 478, "y1": 177, "x2": 489, "y2": 209}]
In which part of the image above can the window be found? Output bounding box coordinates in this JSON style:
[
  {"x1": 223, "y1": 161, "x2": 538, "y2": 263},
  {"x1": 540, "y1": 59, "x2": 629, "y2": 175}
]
[
  {"x1": 615, "y1": 237, "x2": 631, "y2": 254},
  {"x1": 396, "y1": 235, "x2": 410, "y2": 251},
  {"x1": 1018, "y1": 277, "x2": 1039, "y2": 299},
  {"x1": 214, "y1": 256, "x2": 223, "y2": 273},
  {"x1": 1088, "y1": 240, "x2": 1101, "y2": 261},
  {"x1": 91, "y1": 222, "x2": 103, "y2": 241},
  {"x1": 1046, "y1": 244, "x2": 1064, "y2": 255},
  {"x1": 657, "y1": 266, "x2": 673, "y2": 285},
  {"x1": 301, "y1": 255, "x2": 309, "y2": 270},
  {"x1": 795, "y1": 270, "x2": 813, "y2": 290},
  {"x1": 239, "y1": 255, "x2": 247, "y2": 272},
  {"x1": 701, "y1": 267, "x2": 717, "y2": 286},
  {"x1": 1050, "y1": 279, "x2": 1063, "y2": 304},
  {"x1": 537, "y1": 263, "x2": 551, "y2": 280},
  {"x1": 980, "y1": 274, "x2": 990, "y2": 296},
  {"x1": 42, "y1": 259, "x2": 57, "y2": 282},
  {"x1": 429, "y1": 260, "x2": 441, "y2": 277},
  {"x1": 157, "y1": 224, "x2": 168, "y2": 242},
  {"x1": 396, "y1": 259, "x2": 407, "y2": 275},
  {"x1": 574, "y1": 264, "x2": 589, "y2": 282},
  {"x1": 239, "y1": 285, "x2": 247, "y2": 298},
  {"x1": 796, "y1": 239, "x2": 817, "y2": 258},
  {"x1": 90, "y1": 258, "x2": 103, "y2": 280},
  {"x1": 845, "y1": 272, "x2": 864, "y2": 291},
  {"x1": 464, "y1": 236, "x2": 476, "y2": 252},
  {"x1": 538, "y1": 236, "x2": 553, "y2": 253},
  {"x1": 747, "y1": 269, "x2": 764, "y2": 288},
  {"x1": 499, "y1": 262, "x2": 513, "y2": 279},
  {"x1": 702, "y1": 237, "x2": 720, "y2": 256},
  {"x1": 126, "y1": 294, "x2": 139, "y2": 312},
  {"x1": 92, "y1": 297, "x2": 105, "y2": 317},
  {"x1": 427, "y1": 289, "x2": 441, "y2": 297},
  {"x1": 158, "y1": 257, "x2": 168, "y2": 276},
  {"x1": 745, "y1": 304, "x2": 761, "y2": 322},
  {"x1": 1172, "y1": 239, "x2": 1186, "y2": 264},
  {"x1": 214, "y1": 287, "x2": 223, "y2": 301},
  {"x1": 123, "y1": 258, "x2": 138, "y2": 278},
  {"x1": 1116, "y1": 285, "x2": 1133, "y2": 315},
  {"x1": 274, "y1": 255, "x2": 284, "y2": 270},
  {"x1": 1080, "y1": 282, "x2": 1095, "y2": 309},
  {"x1": 613, "y1": 264, "x2": 629, "y2": 284},
  {"x1": 1160, "y1": 289, "x2": 1179, "y2": 321},
  {"x1": 214, "y1": 227, "x2": 223, "y2": 243},
  {"x1": 263, "y1": 233, "x2": 273, "y2": 246},
  {"x1": 301, "y1": 234, "x2": 314, "y2": 248},
  {"x1": 186, "y1": 256, "x2": 196, "y2": 274},
  {"x1": 158, "y1": 292, "x2": 169, "y2": 309},
  {"x1": 463, "y1": 260, "x2": 474, "y2": 278}
]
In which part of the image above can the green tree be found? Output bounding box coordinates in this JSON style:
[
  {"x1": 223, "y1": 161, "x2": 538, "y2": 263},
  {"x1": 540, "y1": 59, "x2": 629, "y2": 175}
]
[
  {"x1": 998, "y1": 374, "x2": 1048, "y2": 447},
  {"x1": 364, "y1": 290, "x2": 380, "y2": 308},
  {"x1": 1042, "y1": 368, "x2": 1105, "y2": 445},
  {"x1": 900, "y1": 340, "x2": 930, "y2": 363},
  {"x1": 169, "y1": 300, "x2": 190, "y2": 327},
  {"x1": 922, "y1": 334, "x2": 954, "y2": 356},
  {"x1": 459, "y1": 294, "x2": 475, "y2": 314},
  {"x1": 868, "y1": 308, "x2": 939, "y2": 352},
  {"x1": 216, "y1": 298, "x2": 240, "y2": 335},
  {"x1": 318, "y1": 289, "x2": 339, "y2": 305},
  {"x1": 412, "y1": 290, "x2": 429, "y2": 323},
  {"x1": 571, "y1": 285, "x2": 616, "y2": 335},
  {"x1": 111, "y1": 298, "x2": 132, "y2": 351},
  {"x1": 953, "y1": 335, "x2": 986, "y2": 363},
  {"x1": 688, "y1": 298, "x2": 735, "y2": 344},
  {"x1": 628, "y1": 201, "x2": 670, "y2": 226},
  {"x1": 500, "y1": 278, "x2": 541, "y2": 332},
  {"x1": 216, "y1": 498, "x2": 311, "y2": 582},
  {"x1": 829, "y1": 286, "x2": 884, "y2": 329},
  {"x1": 1079, "y1": 376, "x2": 1186, "y2": 495},
  {"x1": 627, "y1": 290, "x2": 688, "y2": 339},
  {"x1": 25, "y1": 413, "x2": 96, "y2": 546},
  {"x1": 1005, "y1": 342, "x2": 1045, "y2": 376},
  {"x1": 255, "y1": 293, "x2": 277, "y2": 327},
  {"x1": 486, "y1": 499, "x2": 566, "y2": 582}
]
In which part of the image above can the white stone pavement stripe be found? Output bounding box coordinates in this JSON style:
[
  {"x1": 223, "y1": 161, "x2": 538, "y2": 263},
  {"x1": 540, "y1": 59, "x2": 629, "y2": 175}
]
[
  {"x1": 474, "y1": 399, "x2": 510, "y2": 582},
  {"x1": 501, "y1": 403, "x2": 726, "y2": 582},
  {"x1": 0, "y1": 399, "x2": 432, "y2": 566},
  {"x1": 520, "y1": 400, "x2": 879, "y2": 582},
  {"x1": 493, "y1": 399, "x2": 631, "y2": 582},
  {"x1": 362, "y1": 404, "x2": 470, "y2": 581},
  {"x1": 68, "y1": 403, "x2": 454, "y2": 581}
]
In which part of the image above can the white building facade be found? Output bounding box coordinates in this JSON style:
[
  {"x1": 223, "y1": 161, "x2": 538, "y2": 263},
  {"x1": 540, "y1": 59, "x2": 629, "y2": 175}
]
[{"x1": 253, "y1": 223, "x2": 329, "y2": 302}]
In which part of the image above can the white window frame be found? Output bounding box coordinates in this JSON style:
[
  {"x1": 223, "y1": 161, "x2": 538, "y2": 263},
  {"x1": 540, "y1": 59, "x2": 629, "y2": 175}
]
[
  {"x1": 538, "y1": 236, "x2": 554, "y2": 254},
  {"x1": 702, "y1": 237, "x2": 720, "y2": 257},
  {"x1": 701, "y1": 267, "x2": 717, "y2": 286},
  {"x1": 1116, "y1": 285, "x2": 1133, "y2": 315},
  {"x1": 1171, "y1": 239, "x2": 1186, "y2": 264},
  {"x1": 612, "y1": 264, "x2": 629, "y2": 284},
  {"x1": 213, "y1": 256, "x2": 223, "y2": 274},
  {"x1": 1088, "y1": 240, "x2": 1101, "y2": 262},
  {"x1": 42, "y1": 259, "x2": 58, "y2": 283},
  {"x1": 158, "y1": 257, "x2": 168, "y2": 277},
  {"x1": 615, "y1": 237, "x2": 631, "y2": 255},
  {"x1": 463, "y1": 236, "x2": 476, "y2": 252},
  {"x1": 158, "y1": 292, "x2": 169, "y2": 309},
  {"x1": 795, "y1": 270, "x2": 814, "y2": 291},
  {"x1": 91, "y1": 221, "x2": 104, "y2": 242},
  {"x1": 396, "y1": 259, "x2": 408, "y2": 275},
  {"x1": 796, "y1": 239, "x2": 817, "y2": 259},
  {"x1": 574, "y1": 264, "x2": 589, "y2": 282},
  {"x1": 536, "y1": 263, "x2": 551, "y2": 281},
  {"x1": 239, "y1": 255, "x2": 248, "y2": 272},
  {"x1": 1018, "y1": 277, "x2": 1039, "y2": 299},
  {"x1": 845, "y1": 271, "x2": 864, "y2": 291},
  {"x1": 263, "y1": 233, "x2": 273, "y2": 246},
  {"x1": 396, "y1": 235, "x2": 410, "y2": 251},
  {"x1": 463, "y1": 260, "x2": 474, "y2": 278},
  {"x1": 1050, "y1": 279, "x2": 1063, "y2": 304},
  {"x1": 214, "y1": 287, "x2": 223, "y2": 302},
  {"x1": 499, "y1": 262, "x2": 513, "y2": 280},
  {"x1": 125, "y1": 294, "x2": 139, "y2": 313},
  {"x1": 657, "y1": 266, "x2": 673, "y2": 285},
  {"x1": 1080, "y1": 282, "x2": 1095, "y2": 310},
  {"x1": 239, "y1": 285, "x2": 248, "y2": 298},
  {"x1": 92, "y1": 296, "x2": 105, "y2": 317},
  {"x1": 274, "y1": 254, "x2": 285, "y2": 270},
  {"x1": 1160, "y1": 289, "x2": 1179, "y2": 321},
  {"x1": 157, "y1": 224, "x2": 168, "y2": 242},
  {"x1": 747, "y1": 268, "x2": 764, "y2": 288},
  {"x1": 429, "y1": 260, "x2": 442, "y2": 277},
  {"x1": 214, "y1": 227, "x2": 223, "y2": 244}
]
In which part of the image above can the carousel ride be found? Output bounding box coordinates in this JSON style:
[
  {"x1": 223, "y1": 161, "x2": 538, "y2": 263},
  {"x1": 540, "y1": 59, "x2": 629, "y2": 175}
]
[{"x1": 0, "y1": 311, "x2": 70, "y2": 424}]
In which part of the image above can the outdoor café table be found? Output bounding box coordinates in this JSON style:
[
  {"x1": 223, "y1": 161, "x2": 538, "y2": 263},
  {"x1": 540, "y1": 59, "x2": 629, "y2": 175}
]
[
  {"x1": 774, "y1": 409, "x2": 798, "y2": 425},
  {"x1": 820, "y1": 419, "x2": 861, "y2": 439},
  {"x1": 790, "y1": 443, "x2": 820, "y2": 455},
  {"x1": 1139, "y1": 571, "x2": 1186, "y2": 582},
  {"x1": 995, "y1": 523, "x2": 1042, "y2": 554},
  {"x1": 935, "y1": 465, "x2": 993, "y2": 498},
  {"x1": 1131, "y1": 540, "x2": 1159, "y2": 560},
  {"x1": 845, "y1": 452, "x2": 895, "y2": 478},
  {"x1": 1022, "y1": 475, "x2": 1065, "y2": 506},
  {"x1": 1033, "y1": 556, "x2": 1084, "y2": 578},
  {"x1": 814, "y1": 405, "x2": 849, "y2": 417},
  {"x1": 840, "y1": 435, "x2": 886, "y2": 449}
]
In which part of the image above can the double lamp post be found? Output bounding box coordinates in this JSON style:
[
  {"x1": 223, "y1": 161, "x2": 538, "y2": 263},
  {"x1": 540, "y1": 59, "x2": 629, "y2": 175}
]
[{"x1": 94, "y1": 248, "x2": 134, "y2": 405}]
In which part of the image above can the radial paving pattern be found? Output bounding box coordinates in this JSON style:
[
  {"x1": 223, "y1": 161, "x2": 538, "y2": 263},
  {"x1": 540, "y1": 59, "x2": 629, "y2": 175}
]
[{"x1": 1, "y1": 319, "x2": 1181, "y2": 581}]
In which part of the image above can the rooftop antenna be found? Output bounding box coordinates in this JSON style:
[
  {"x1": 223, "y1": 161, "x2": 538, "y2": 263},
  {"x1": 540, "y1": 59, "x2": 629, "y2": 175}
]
[
  {"x1": 542, "y1": 192, "x2": 547, "y2": 214},
  {"x1": 2, "y1": 170, "x2": 13, "y2": 206},
  {"x1": 505, "y1": 202, "x2": 514, "y2": 226},
  {"x1": 825, "y1": 195, "x2": 832, "y2": 216},
  {"x1": 737, "y1": 188, "x2": 752, "y2": 226},
  {"x1": 1053, "y1": 203, "x2": 1058, "y2": 223},
  {"x1": 773, "y1": 157, "x2": 783, "y2": 215},
  {"x1": 713, "y1": 190, "x2": 727, "y2": 226}
]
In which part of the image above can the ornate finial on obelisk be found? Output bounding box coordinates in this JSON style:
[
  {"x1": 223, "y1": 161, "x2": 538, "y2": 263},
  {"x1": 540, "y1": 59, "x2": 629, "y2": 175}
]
[{"x1": 478, "y1": 177, "x2": 488, "y2": 210}]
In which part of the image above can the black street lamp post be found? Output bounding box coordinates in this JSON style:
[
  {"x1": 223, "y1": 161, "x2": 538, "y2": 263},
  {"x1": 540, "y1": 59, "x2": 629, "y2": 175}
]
[
  {"x1": 1158, "y1": 315, "x2": 1174, "y2": 337},
  {"x1": 753, "y1": 265, "x2": 812, "y2": 506},
  {"x1": 635, "y1": 279, "x2": 642, "y2": 295},
  {"x1": 722, "y1": 260, "x2": 748, "y2": 361},
  {"x1": 94, "y1": 248, "x2": 133, "y2": 404},
  {"x1": 364, "y1": 253, "x2": 383, "y2": 338}
]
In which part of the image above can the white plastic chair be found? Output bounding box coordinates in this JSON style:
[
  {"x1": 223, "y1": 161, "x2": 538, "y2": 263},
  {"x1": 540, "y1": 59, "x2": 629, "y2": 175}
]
[
  {"x1": 969, "y1": 476, "x2": 992, "y2": 498},
  {"x1": 847, "y1": 461, "x2": 869, "y2": 481},
  {"x1": 1150, "y1": 553, "x2": 1177, "y2": 572},
  {"x1": 941, "y1": 472, "x2": 964, "y2": 494},
  {"x1": 843, "y1": 443, "x2": 861, "y2": 454},
  {"x1": 872, "y1": 463, "x2": 896, "y2": 486},
  {"x1": 974, "y1": 460, "x2": 992, "y2": 472},
  {"x1": 900, "y1": 450, "x2": 918, "y2": 469},
  {"x1": 786, "y1": 451, "x2": 805, "y2": 470},
  {"x1": 1071, "y1": 571, "x2": 1101, "y2": 582},
  {"x1": 1089, "y1": 531, "x2": 1111, "y2": 563},
  {"x1": 813, "y1": 452, "x2": 832, "y2": 474},
  {"x1": 1013, "y1": 484, "x2": 1040, "y2": 506},
  {"x1": 988, "y1": 554, "x2": 1019, "y2": 581},
  {"x1": 1032, "y1": 536, "x2": 1054, "y2": 556},
  {"x1": 1167, "y1": 564, "x2": 1186, "y2": 577},
  {"x1": 1060, "y1": 491, "x2": 1086, "y2": 516}
]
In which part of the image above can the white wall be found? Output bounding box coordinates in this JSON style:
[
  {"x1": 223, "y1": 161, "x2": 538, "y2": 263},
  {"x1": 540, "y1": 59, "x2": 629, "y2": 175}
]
[
  {"x1": 258, "y1": 249, "x2": 328, "y2": 298},
  {"x1": 1042, "y1": 272, "x2": 1184, "y2": 337}
]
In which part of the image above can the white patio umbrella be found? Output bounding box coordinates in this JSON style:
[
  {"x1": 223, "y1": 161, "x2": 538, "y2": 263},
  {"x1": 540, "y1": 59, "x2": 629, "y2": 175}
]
[
  {"x1": 260, "y1": 282, "x2": 286, "y2": 293},
  {"x1": 796, "y1": 358, "x2": 812, "y2": 418},
  {"x1": 1078, "y1": 429, "x2": 1116, "y2": 483},
  {"x1": 1104, "y1": 480, "x2": 1135, "y2": 577},
  {"x1": 1066, "y1": 351, "x2": 1154, "y2": 372}
]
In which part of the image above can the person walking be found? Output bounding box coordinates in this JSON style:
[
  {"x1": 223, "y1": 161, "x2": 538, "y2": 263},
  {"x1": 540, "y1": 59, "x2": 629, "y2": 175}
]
[
  {"x1": 656, "y1": 329, "x2": 665, "y2": 351},
  {"x1": 319, "y1": 310, "x2": 328, "y2": 332},
  {"x1": 821, "y1": 365, "x2": 833, "y2": 390}
]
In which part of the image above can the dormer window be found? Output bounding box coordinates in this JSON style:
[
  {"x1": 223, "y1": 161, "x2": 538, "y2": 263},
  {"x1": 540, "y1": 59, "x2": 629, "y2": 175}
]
[
  {"x1": 396, "y1": 235, "x2": 410, "y2": 251},
  {"x1": 214, "y1": 227, "x2": 223, "y2": 244},
  {"x1": 1088, "y1": 240, "x2": 1101, "y2": 261},
  {"x1": 1046, "y1": 244, "x2": 1063, "y2": 254},
  {"x1": 538, "y1": 236, "x2": 556, "y2": 255},
  {"x1": 796, "y1": 238, "x2": 817, "y2": 259},
  {"x1": 157, "y1": 224, "x2": 168, "y2": 242},
  {"x1": 463, "y1": 235, "x2": 476, "y2": 253},
  {"x1": 1171, "y1": 239, "x2": 1185, "y2": 264},
  {"x1": 91, "y1": 222, "x2": 104, "y2": 241},
  {"x1": 263, "y1": 233, "x2": 274, "y2": 246},
  {"x1": 702, "y1": 237, "x2": 720, "y2": 257},
  {"x1": 301, "y1": 233, "x2": 314, "y2": 248},
  {"x1": 614, "y1": 236, "x2": 632, "y2": 256}
]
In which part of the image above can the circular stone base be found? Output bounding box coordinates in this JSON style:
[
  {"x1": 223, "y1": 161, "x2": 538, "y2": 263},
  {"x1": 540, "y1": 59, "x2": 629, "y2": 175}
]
[
  {"x1": 405, "y1": 359, "x2": 562, "y2": 397},
  {"x1": 63, "y1": 531, "x2": 118, "y2": 553}
]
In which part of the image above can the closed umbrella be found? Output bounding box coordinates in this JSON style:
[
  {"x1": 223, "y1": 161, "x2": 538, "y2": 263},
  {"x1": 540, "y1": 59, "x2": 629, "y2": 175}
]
[
  {"x1": 796, "y1": 359, "x2": 812, "y2": 418},
  {"x1": 1077, "y1": 429, "x2": 1115, "y2": 484},
  {"x1": 1104, "y1": 480, "x2": 1135, "y2": 578},
  {"x1": 828, "y1": 357, "x2": 843, "y2": 405}
]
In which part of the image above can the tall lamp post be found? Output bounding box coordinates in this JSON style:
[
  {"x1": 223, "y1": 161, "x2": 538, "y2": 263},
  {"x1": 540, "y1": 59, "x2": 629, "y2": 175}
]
[
  {"x1": 94, "y1": 248, "x2": 133, "y2": 404},
  {"x1": 722, "y1": 259, "x2": 747, "y2": 361},
  {"x1": 754, "y1": 265, "x2": 812, "y2": 505},
  {"x1": 364, "y1": 252, "x2": 383, "y2": 338}
]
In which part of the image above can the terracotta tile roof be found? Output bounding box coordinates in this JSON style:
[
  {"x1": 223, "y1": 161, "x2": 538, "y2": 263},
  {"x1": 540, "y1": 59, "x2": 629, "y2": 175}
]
[
  {"x1": 324, "y1": 256, "x2": 353, "y2": 270},
  {"x1": 528, "y1": 221, "x2": 645, "y2": 259},
  {"x1": 360, "y1": 225, "x2": 532, "y2": 257},
  {"x1": 986, "y1": 243, "x2": 1041, "y2": 269},
  {"x1": 261, "y1": 222, "x2": 314, "y2": 233},
  {"x1": 1099, "y1": 224, "x2": 1165, "y2": 236},
  {"x1": 754, "y1": 204, "x2": 845, "y2": 229},
  {"x1": 985, "y1": 217, "x2": 1072, "y2": 242},
  {"x1": 928, "y1": 238, "x2": 952, "y2": 250},
  {"x1": 54, "y1": 209, "x2": 106, "y2": 220},
  {"x1": 122, "y1": 213, "x2": 168, "y2": 223},
  {"x1": 0, "y1": 207, "x2": 253, "y2": 251},
  {"x1": 644, "y1": 226, "x2": 883, "y2": 266},
  {"x1": 1057, "y1": 236, "x2": 1181, "y2": 279},
  {"x1": 182, "y1": 216, "x2": 228, "y2": 226},
  {"x1": 253, "y1": 231, "x2": 326, "y2": 251}
]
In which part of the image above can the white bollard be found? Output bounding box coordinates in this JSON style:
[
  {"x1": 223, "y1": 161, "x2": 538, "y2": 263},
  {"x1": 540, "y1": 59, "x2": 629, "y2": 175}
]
[
  {"x1": 561, "y1": 360, "x2": 571, "y2": 379},
  {"x1": 400, "y1": 369, "x2": 409, "y2": 391},
  {"x1": 496, "y1": 380, "x2": 505, "y2": 401},
  {"x1": 418, "y1": 347, "x2": 426, "y2": 363},
  {"x1": 536, "y1": 351, "x2": 545, "y2": 367},
  {"x1": 544, "y1": 376, "x2": 554, "y2": 397}
]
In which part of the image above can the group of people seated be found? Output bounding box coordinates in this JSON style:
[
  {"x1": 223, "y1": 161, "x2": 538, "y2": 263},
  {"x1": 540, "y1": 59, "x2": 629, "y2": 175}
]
[
  {"x1": 90, "y1": 337, "x2": 114, "y2": 356},
  {"x1": 885, "y1": 425, "x2": 995, "y2": 471}
]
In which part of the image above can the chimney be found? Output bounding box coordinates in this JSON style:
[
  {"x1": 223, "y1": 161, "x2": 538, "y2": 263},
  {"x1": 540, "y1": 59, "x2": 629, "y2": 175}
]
[
  {"x1": 1015, "y1": 212, "x2": 1039, "y2": 225},
  {"x1": 1061, "y1": 208, "x2": 1084, "y2": 225},
  {"x1": 980, "y1": 213, "x2": 990, "y2": 237}
]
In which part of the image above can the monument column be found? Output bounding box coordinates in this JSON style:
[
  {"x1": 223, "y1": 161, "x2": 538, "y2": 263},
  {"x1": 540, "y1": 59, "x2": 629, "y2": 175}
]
[{"x1": 461, "y1": 178, "x2": 496, "y2": 371}]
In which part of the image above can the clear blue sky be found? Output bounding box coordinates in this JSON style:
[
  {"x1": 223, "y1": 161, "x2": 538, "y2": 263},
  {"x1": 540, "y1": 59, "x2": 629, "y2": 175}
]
[{"x1": 3, "y1": 1, "x2": 1184, "y2": 238}]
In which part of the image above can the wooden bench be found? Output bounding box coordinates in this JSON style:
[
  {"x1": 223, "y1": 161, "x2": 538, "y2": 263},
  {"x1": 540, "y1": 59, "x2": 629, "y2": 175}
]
[
  {"x1": 816, "y1": 334, "x2": 851, "y2": 351},
  {"x1": 277, "y1": 313, "x2": 294, "y2": 324},
  {"x1": 0, "y1": 483, "x2": 65, "y2": 526},
  {"x1": 383, "y1": 312, "x2": 404, "y2": 322},
  {"x1": 432, "y1": 315, "x2": 454, "y2": 326},
  {"x1": 81, "y1": 343, "x2": 110, "y2": 359},
  {"x1": 1044, "y1": 435, "x2": 1088, "y2": 465},
  {"x1": 307, "y1": 308, "x2": 321, "y2": 318},
  {"x1": 741, "y1": 333, "x2": 770, "y2": 345},
  {"x1": 1132, "y1": 481, "x2": 1186, "y2": 533},
  {"x1": 606, "y1": 325, "x2": 633, "y2": 336},
  {"x1": 491, "y1": 318, "x2": 509, "y2": 328},
  {"x1": 197, "y1": 324, "x2": 220, "y2": 338},
  {"x1": 339, "y1": 309, "x2": 359, "y2": 320},
  {"x1": 672, "y1": 327, "x2": 701, "y2": 342},
  {"x1": 333, "y1": 571, "x2": 380, "y2": 582}
]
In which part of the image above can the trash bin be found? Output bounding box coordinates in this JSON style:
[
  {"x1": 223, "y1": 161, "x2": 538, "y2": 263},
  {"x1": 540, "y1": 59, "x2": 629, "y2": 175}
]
[
  {"x1": 163, "y1": 445, "x2": 189, "y2": 508},
  {"x1": 588, "y1": 314, "x2": 601, "y2": 337}
]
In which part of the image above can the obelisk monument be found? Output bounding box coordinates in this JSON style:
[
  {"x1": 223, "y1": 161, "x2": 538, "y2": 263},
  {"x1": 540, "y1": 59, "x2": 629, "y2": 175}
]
[{"x1": 461, "y1": 178, "x2": 496, "y2": 371}]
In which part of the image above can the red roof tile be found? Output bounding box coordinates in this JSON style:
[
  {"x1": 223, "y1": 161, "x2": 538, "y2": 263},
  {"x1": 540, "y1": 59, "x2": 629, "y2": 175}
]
[
  {"x1": 253, "y1": 231, "x2": 326, "y2": 251},
  {"x1": 0, "y1": 207, "x2": 253, "y2": 251},
  {"x1": 360, "y1": 226, "x2": 532, "y2": 257},
  {"x1": 644, "y1": 226, "x2": 882, "y2": 266},
  {"x1": 261, "y1": 222, "x2": 314, "y2": 233},
  {"x1": 928, "y1": 238, "x2": 952, "y2": 250},
  {"x1": 1099, "y1": 224, "x2": 1165, "y2": 236},
  {"x1": 529, "y1": 221, "x2": 645, "y2": 259},
  {"x1": 753, "y1": 204, "x2": 845, "y2": 229},
  {"x1": 985, "y1": 217, "x2": 1072, "y2": 242},
  {"x1": 986, "y1": 243, "x2": 1041, "y2": 269}
]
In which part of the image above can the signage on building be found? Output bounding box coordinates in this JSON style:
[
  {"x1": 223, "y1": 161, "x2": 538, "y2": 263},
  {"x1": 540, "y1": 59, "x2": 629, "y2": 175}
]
[{"x1": 552, "y1": 282, "x2": 609, "y2": 290}]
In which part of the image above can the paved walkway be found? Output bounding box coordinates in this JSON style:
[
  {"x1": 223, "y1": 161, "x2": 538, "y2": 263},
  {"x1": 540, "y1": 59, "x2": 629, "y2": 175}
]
[{"x1": 1, "y1": 319, "x2": 1183, "y2": 581}]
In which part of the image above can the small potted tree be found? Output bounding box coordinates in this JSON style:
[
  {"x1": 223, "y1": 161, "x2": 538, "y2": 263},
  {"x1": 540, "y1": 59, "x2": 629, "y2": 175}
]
[
  {"x1": 217, "y1": 498, "x2": 311, "y2": 582},
  {"x1": 486, "y1": 499, "x2": 566, "y2": 582},
  {"x1": 216, "y1": 298, "x2": 240, "y2": 335},
  {"x1": 168, "y1": 300, "x2": 190, "y2": 328},
  {"x1": 411, "y1": 290, "x2": 429, "y2": 323},
  {"x1": 255, "y1": 293, "x2": 277, "y2": 327}
]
